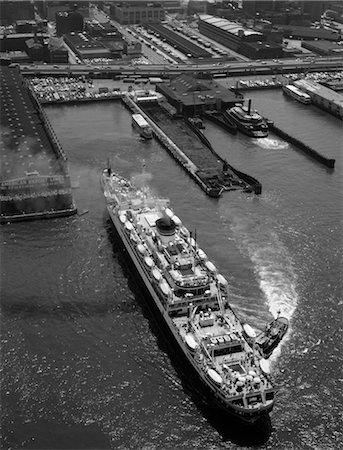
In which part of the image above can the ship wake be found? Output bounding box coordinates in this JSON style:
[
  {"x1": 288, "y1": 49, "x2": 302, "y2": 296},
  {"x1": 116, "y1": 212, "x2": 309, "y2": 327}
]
[
  {"x1": 254, "y1": 137, "x2": 289, "y2": 151},
  {"x1": 219, "y1": 202, "x2": 298, "y2": 332},
  {"x1": 231, "y1": 214, "x2": 297, "y2": 320}
]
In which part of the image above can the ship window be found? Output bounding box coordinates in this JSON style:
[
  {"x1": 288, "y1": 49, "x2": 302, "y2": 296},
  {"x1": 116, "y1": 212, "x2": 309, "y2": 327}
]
[{"x1": 213, "y1": 344, "x2": 243, "y2": 356}]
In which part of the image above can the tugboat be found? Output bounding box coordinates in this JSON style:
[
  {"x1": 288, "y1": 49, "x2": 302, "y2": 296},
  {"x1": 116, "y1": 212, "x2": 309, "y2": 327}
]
[
  {"x1": 101, "y1": 164, "x2": 280, "y2": 424},
  {"x1": 255, "y1": 315, "x2": 289, "y2": 359},
  {"x1": 224, "y1": 100, "x2": 269, "y2": 138}
]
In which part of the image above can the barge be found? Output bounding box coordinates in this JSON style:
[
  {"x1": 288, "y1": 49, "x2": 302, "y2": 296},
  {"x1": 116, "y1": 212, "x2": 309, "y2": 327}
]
[{"x1": 132, "y1": 113, "x2": 153, "y2": 139}]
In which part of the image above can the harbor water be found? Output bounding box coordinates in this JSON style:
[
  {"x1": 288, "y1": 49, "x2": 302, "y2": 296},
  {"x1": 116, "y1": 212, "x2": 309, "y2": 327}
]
[{"x1": 1, "y1": 89, "x2": 342, "y2": 449}]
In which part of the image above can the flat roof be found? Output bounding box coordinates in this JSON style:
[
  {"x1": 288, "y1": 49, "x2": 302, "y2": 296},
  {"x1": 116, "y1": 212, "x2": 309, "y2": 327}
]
[
  {"x1": 156, "y1": 74, "x2": 242, "y2": 106},
  {"x1": 0, "y1": 66, "x2": 65, "y2": 181},
  {"x1": 199, "y1": 14, "x2": 262, "y2": 38},
  {"x1": 64, "y1": 32, "x2": 106, "y2": 50}
]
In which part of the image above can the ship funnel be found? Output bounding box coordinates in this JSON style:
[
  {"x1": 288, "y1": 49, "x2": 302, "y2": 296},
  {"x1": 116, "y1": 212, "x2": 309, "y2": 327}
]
[
  {"x1": 155, "y1": 216, "x2": 176, "y2": 244},
  {"x1": 248, "y1": 99, "x2": 252, "y2": 115}
]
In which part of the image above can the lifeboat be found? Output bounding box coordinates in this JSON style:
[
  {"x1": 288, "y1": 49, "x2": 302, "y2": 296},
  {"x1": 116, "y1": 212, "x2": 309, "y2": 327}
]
[
  {"x1": 197, "y1": 248, "x2": 207, "y2": 260},
  {"x1": 180, "y1": 226, "x2": 189, "y2": 238},
  {"x1": 125, "y1": 221, "x2": 133, "y2": 231},
  {"x1": 188, "y1": 237, "x2": 196, "y2": 247},
  {"x1": 171, "y1": 215, "x2": 182, "y2": 226},
  {"x1": 137, "y1": 244, "x2": 146, "y2": 255},
  {"x1": 144, "y1": 256, "x2": 154, "y2": 268},
  {"x1": 259, "y1": 358, "x2": 270, "y2": 374},
  {"x1": 243, "y1": 323, "x2": 257, "y2": 339},
  {"x1": 159, "y1": 280, "x2": 172, "y2": 296},
  {"x1": 119, "y1": 214, "x2": 127, "y2": 223},
  {"x1": 185, "y1": 334, "x2": 198, "y2": 351},
  {"x1": 205, "y1": 261, "x2": 217, "y2": 273},
  {"x1": 152, "y1": 268, "x2": 162, "y2": 281},
  {"x1": 165, "y1": 207, "x2": 173, "y2": 218},
  {"x1": 207, "y1": 368, "x2": 223, "y2": 385},
  {"x1": 217, "y1": 273, "x2": 228, "y2": 286},
  {"x1": 130, "y1": 232, "x2": 139, "y2": 243}
]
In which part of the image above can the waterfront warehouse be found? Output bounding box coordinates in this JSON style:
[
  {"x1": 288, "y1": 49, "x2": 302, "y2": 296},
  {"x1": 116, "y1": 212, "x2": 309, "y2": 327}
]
[
  {"x1": 155, "y1": 74, "x2": 243, "y2": 115},
  {"x1": 0, "y1": 65, "x2": 76, "y2": 222},
  {"x1": 294, "y1": 79, "x2": 343, "y2": 120}
]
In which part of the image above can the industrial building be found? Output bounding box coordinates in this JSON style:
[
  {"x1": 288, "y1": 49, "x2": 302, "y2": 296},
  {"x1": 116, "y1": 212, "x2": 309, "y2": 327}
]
[
  {"x1": 301, "y1": 40, "x2": 343, "y2": 56},
  {"x1": 55, "y1": 10, "x2": 84, "y2": 36},
  {"x1": 198, "y1": 14, "x2": 283, "y2": 59},
  {"x1": 35, "y1": 1, "x2": 89, "y2": 21},
  {"x1": 276, "y1": 25, "x2": 341, "y2": 41},
  {"x1": 63, "y1": 32, "x2": 111, "y2": 60},
  {"x1": 294, "y1": 79, "x2": 343, "y2": 120},
  {"x1": 110, "y1": 2, "x2": 165, "y2": 25},
  {"x1": 155, "y1": 74, "x2": 243, "y2": 115},
  {"x1": 85, "y1": 21, "x2": 122, "y2": 40},
  {"x1": 0, "y1": 0, "x2": 34, "y2": 26}
]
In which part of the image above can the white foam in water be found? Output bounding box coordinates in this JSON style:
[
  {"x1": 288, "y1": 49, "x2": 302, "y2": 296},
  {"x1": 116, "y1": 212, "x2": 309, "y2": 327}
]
[
  {"x1": 255, "y1": 137, "x2": 289, "y2": 151},
  {"x1": 229, "y1": 215, "x2": 298, "y2": 321}
]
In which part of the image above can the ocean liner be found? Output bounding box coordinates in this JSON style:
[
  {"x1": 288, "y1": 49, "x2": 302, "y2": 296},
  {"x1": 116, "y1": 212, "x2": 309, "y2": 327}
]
[{"x1": 101, "y1": 166, "x2": 284, "y2": 423}]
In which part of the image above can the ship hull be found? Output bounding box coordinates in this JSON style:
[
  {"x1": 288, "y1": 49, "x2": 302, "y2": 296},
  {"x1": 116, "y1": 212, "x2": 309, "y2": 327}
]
[{"x1": 106, "y1": 205, "x2": 273, "y2": 424}]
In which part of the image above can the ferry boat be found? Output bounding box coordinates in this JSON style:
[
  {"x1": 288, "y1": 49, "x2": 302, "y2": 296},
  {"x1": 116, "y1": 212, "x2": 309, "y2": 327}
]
[
  {"x1": 101, "y1": 165, "x2": 286, "y2": 424},
  {"x1": 282, "y1": 84, "x2": 311, "y2": 104},
  {"x1": 224, "y1": 100, "x2": 269, "y2": 138},
  {"x1": 132, "y1": 113, "x2": 153, "y2": 139}
]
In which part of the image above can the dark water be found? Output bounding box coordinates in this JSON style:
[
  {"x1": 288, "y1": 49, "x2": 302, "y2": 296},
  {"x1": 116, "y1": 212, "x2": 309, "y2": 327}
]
[{"x1": 1, "y1": 90, "x2": 342, "y2": 450}]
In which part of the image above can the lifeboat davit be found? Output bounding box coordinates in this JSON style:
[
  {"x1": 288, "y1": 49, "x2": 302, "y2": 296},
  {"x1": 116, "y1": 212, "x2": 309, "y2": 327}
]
[
  {"x1": 185, "y1": 334, "x2": 198, "y2": 351},
  {"x1": 207, "y1": 368, "x2": 223, "y2": 385}
]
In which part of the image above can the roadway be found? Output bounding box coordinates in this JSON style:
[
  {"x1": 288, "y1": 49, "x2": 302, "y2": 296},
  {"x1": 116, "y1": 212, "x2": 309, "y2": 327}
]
[{"x1": 19, "y1": 57, "x2": 343, "y2": 78}]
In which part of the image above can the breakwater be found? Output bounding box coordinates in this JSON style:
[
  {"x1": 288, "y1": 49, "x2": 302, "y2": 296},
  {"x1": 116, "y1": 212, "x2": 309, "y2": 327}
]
[{"x1": 269, "y1": 122, "x2": 335, "y2": 168}]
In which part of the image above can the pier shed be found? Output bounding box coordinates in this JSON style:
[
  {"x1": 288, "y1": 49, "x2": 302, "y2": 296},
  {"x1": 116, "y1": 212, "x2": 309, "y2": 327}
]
[
  {"x1": 294, "y1": 79, "x2": 343, "y2": 120},
  {"x1": 0, "y1": 65, "x2": 76, "y2": 222},
  {"x1": 155, "y1": 74, "x2": 243, "y2": 115}
]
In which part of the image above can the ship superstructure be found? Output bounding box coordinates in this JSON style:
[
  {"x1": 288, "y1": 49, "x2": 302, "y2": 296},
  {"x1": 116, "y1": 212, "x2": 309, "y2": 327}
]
[{"x1": 101, "y1": 167, "x2": 282, "y2": 423}]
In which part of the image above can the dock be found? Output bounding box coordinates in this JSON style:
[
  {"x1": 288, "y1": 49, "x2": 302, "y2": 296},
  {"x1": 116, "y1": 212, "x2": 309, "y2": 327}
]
[
  {"x1": 122, "y1": 94, "x2": 261, "y2": 197},
  {"x1": 0, "y1": 66, "x2": 77, "y2": 223}
]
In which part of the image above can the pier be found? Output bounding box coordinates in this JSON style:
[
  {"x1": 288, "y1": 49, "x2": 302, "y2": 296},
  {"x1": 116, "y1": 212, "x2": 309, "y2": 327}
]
[
  {"x1": 268, "y1": 123, "x2": 335, "y2": 168},
  {"x1": 122, "y1": 94, "x2": 261, "y2": 197},
  {"x1": 0, "y1": 66, "x2": 77, "y2": 223}
]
